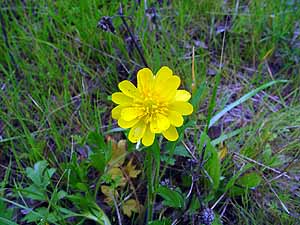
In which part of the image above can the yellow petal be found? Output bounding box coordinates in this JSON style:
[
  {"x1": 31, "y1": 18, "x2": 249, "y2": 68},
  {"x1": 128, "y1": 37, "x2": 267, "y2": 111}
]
[
  {"x1": 112, "y1": 92, "x2": 133, "y2": 105},
  {"x1": 169, "y1": 102, "x2": 193, "y2": 115},
  {"x1": 150, "y1": 116, "x2": 160, "y2": 133},
  {"x1": 112, "y1": 105, "x2": 123, "y2": 119},
  {"x1": 155, "y1": 76, "x2": 181, "y2": 99},
  {"x1": 137, "y1": 68, "x2": 154, "y2": 94},
  {"x1": 174, "y1": 90, "x2": 191, "y2": 102},
  {"x1": 162, "y1": 125, "x2": 179, "y2": 141},
  {"x1": 142, "y1": 125, "x2": 155, "y2": 146},
  {"x1": 155, "y1": 66, "x2": 173, "y2": 83},
  {"x1": 168, "y1": 110, "x2": 183, "y2": 127},
  {"x1": 128, "y1": 120, "x2": 146, "y2": 143},
  {"x1": 156, "y1": 114, "x2": 170, "y2": 131},
  {"x1": 118, "y1": 80, "x2": 138, "y2": 98},
  {"x1": 121, "y1": 107, "x2": 144, "y2": 121},
  {"x1": 118, "y1": 118, "x2": 139, "y2": 128}
]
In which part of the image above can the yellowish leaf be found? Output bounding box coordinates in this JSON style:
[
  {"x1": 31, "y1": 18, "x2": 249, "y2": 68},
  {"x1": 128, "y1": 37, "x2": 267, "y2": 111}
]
[
  {"x1": 107, "y1": 167, "x2": 126, "y2": 187},
  {"x1": 124, "y1": 159, "x2": 141, "y2": 178},
  {"x1": 218, "y1": 144, "x2": 228, "y2": 161},
  {"x1": 108, "y1": 139, "x2": 127, "y2": 167},
  {"x1": 101, "y1": 185, "x2": 118, "y2": 205},
  {"x1": 122, "y1": 199, "x2": 139, "y2": 217}
]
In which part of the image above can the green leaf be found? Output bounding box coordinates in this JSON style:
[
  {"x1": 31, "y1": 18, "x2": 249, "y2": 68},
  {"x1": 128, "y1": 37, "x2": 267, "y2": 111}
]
[
  {"x1": 209, "y1": 80, "x2": 288, "y2": 128},
  {"x1": 148, "y1": 219, "x2": 171, "y2": 225},
  {"x1": 25, "y1": 161, "x2": 56, "y2": 189},
  {"x1": 211, "y1": 127, "x2": 245, "y2": 146},
  {"x1": 68, "y1": 194, "x2": 111, "y2": 225},
  {"x1": 191, "y1": 82, "x2": 206, "y2": 110},
  {"x1": 87, "y1": 131, "x2": 106, "y2": 152},
  {"x1": 0, "y1": 200, "x2": 14, "y2": 223},
  {"x1": 263, "y1": 143, "x2": 272, "y2": 163},
  {"x1": 200, "y1": 133, "x2": 221, "y2": 190},
  {"x1": 230, "y1": 172, "x2": 262, "y2": 196},
  {"x1": 22, "y1": 207, "x2": 58, "y2": 223},
  {"x1": 23, "y1": 184, "x2": 46, "y2": 201},
  {"x1": 26, "y1": 160, "x2": 48, "y2": 186},
  {"x1": 160, "y1": 155, "x2": 175, "y2": 166},
  {"x1": 87, "y1": 131, "x2": 109, "y2": 173},
  {"x1": 224, "y1": 164, "x2": 254, "y2": 193},
  {"x1": 90, "y1": 152, "x2": 106, "y2": 173},
  {"x1": 188, "y1": 196, "x2": 201, "y2": 213},
  {"x1": 23, "y1": 161, "x2": 56, "y2": 201},
  {"x1": 173, "y1": 145, "x2": 191, "y2": 158},
  {"x1": 0, "y1": 217, "x2": 18, "y2": 225},
  {"x1": 156, "y1": 186, "x2": 184, "y2": 208},
  {"x1": 237, "y1": 172, "x2": 261, "y2": 188}
]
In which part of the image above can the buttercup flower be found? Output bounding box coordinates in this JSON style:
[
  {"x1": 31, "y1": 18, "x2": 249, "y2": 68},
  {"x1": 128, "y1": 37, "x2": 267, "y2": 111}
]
[{"x1": 111, "y1": 66, "x2": 193, "y2": 146}]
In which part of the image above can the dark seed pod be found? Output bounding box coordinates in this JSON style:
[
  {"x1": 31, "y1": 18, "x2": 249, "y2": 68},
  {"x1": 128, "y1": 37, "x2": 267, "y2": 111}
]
[
  {"x1": 197, "y1": 207, "x2": 215, "y2": 225},
  {"x1": 97, "y1": 16, "x2": 115, "y2": 33}
]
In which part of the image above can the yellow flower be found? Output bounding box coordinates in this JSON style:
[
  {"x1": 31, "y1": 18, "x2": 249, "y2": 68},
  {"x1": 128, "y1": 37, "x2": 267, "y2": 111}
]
[{"x1": 111, "y1": 66, "x2": 193, "y2": 146}]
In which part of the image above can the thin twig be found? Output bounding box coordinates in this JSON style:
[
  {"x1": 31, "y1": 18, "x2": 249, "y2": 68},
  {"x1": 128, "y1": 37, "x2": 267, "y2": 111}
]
[
  {"x1": 111, "y1": 192, "x2": 123, "y2": 225},
  {"x1": 233, "y1": 152, "x2": 296, "y2": 181},
  {"x1": 181, "y1": 140, "x2": 197, "y2": 160},
  {"x1": 211, "y1": 192, "x2": 226, "y2": 210},
  {"x1": 261, "y1": 174, "x2": 290, "y2": 215},
  {"x1": 119, "y1": 3, "x2": 148, "y2": 68}
]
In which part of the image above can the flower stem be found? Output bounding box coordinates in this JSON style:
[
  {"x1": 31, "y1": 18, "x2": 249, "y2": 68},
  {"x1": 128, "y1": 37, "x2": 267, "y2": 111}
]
[
  {"x1": 146, "y1": 138, "x2": 160, "y2": 223},
  {"x1": 146, "y1": 148, "x2": 154, "y2": 222}
]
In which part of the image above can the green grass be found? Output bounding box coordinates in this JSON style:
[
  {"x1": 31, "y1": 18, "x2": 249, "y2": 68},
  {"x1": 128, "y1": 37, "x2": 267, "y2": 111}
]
[{"x1": 1, "y1": 0, "x2": 300, "y2": 224}]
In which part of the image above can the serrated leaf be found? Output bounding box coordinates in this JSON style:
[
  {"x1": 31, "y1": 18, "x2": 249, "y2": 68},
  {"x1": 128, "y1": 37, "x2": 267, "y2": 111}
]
[
  {"x1": 121, "y1": 199, "x2": 140, "y2": 217},
  {"x1": 87, "y1": 131, "x2": 106, "y2": 152},
  {"x1": 90, "y1": 152, "x2": 106, "y2": 173}
]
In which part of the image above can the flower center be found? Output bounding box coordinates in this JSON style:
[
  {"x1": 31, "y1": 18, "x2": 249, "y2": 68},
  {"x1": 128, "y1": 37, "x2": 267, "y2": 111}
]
[{"x1": 139, "y1": 92, "x2": 168, "y2": 122}]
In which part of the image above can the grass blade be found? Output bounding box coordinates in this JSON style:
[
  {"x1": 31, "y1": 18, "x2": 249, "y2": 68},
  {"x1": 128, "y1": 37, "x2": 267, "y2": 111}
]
[{"x1": 209, "y1": 80, "x2": 288, "y2": 128}]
